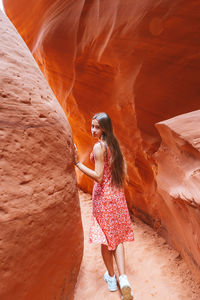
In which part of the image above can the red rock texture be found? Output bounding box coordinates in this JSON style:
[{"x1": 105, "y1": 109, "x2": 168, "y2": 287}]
[
  {"x1": 155, "y1": 110, "x2": 200, "y2": 280},
  {"x1": 3, "y1": 0, "x2": 200, "y2": 281},
  {"x1": 0, "y1": 11, "x2": 83, "y2": 300}
]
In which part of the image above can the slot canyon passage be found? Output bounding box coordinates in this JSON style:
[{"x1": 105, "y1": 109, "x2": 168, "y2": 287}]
[{"x1": 1, "y1": 0, "x2": 200, "y2": 299}]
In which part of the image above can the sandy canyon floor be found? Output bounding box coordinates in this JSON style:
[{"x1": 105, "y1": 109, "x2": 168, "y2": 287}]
[{"x1": 74, "y1": 190, "x2": 200, "y2": 300}]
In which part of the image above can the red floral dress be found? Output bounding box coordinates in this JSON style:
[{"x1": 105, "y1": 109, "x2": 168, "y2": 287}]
[{"x1": 89, "y1": 142, "x2": 134, "y2": 250}]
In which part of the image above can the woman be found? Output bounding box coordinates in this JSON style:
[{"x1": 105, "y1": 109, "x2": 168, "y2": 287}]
[{"x1": 74, "y1": 112, "x2": 134, "y2": 300}]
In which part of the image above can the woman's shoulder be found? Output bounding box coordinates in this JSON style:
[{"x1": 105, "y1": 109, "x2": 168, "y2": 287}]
[{"x1": 93, "y1": 141, "x2": 106, "y2": 153}]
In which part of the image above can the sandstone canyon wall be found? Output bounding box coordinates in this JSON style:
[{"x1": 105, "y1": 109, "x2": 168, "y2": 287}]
[
  {"x1": 0, "y1": 11, "x2": 83, "y2": 300},
  {"x1": 3, "y1": 0, "x2": 200, "y2": 281},
  {"x1": 155, "y1": 110, "x2": 200, "y2": 280}
]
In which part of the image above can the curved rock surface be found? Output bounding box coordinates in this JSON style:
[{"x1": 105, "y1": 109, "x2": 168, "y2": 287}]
[
  {"x1": 155, "y1": 110, "x2": 200, "y2": 280},
  {"x1": 3, "y1": 0, "x2": 200, "y2": 281},
  {"x1": 0, "y1": 11, "x2": 83, "y2": 300}
]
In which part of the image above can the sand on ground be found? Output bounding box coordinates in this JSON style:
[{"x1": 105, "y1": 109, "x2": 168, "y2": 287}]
[{"x1": 74, "y1": 190, "x2": 200, "y2": 300}]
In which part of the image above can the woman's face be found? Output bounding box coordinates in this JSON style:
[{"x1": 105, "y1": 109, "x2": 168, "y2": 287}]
[{"x1": 91, "y1": 119, "x2": 103, "y2": 139}]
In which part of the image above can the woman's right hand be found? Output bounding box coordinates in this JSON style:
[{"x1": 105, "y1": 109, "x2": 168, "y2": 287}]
[{"x1": 74, "y1": 143, "x2": 79, "y2": 165}]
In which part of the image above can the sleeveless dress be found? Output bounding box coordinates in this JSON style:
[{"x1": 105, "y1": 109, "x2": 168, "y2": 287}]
[{"x1": 89, "y1": 142, "x2": 134, "y2": 250}]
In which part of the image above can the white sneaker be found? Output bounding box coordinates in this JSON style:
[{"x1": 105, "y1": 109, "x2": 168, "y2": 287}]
[
  {"x1": 104, "y1": 271, "x2": 118, "y2": 292},
  {"x1": 119, "y1": 274, "x2": 133, "y2": 300}
]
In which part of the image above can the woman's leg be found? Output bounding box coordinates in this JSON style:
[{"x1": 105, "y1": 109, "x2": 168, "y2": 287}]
[
  {"x1": 113, "y1": 243, "x2": 125, "y2": 275},
  {"x1": 114, "y1": 243, "x2": 133, "y2": 299},
  {"x1": 101, "y1": 244, "x2": 114, "y2": 276}
]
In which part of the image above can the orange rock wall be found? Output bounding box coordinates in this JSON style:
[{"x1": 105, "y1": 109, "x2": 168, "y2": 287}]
[
  {"x1": 3, "y1": 0, "x2": 200, "y2": 281},
  {"x1": 0, "y1": 11, "x2": 83, "y2": 300},
  {"x1": 155, "y1": 110, "x2": 200, "y2": 280}
]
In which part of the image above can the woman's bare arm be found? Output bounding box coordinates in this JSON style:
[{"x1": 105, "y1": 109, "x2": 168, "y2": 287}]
[{"x1": 75, "y1": 143, "x2": 105, "y2": 183}]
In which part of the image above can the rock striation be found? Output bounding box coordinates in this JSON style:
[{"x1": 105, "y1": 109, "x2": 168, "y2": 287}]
[
  {"x1": 0, "y1": 11, "x2": 83, "y2": 300},
  {"x1": 3, "y1": 0, "x2": 200, "y2": 281}
]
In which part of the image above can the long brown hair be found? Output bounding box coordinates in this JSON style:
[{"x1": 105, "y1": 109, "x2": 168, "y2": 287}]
[{"x1": 93, "y1": 112, "x2": 124, "y2": 188}]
